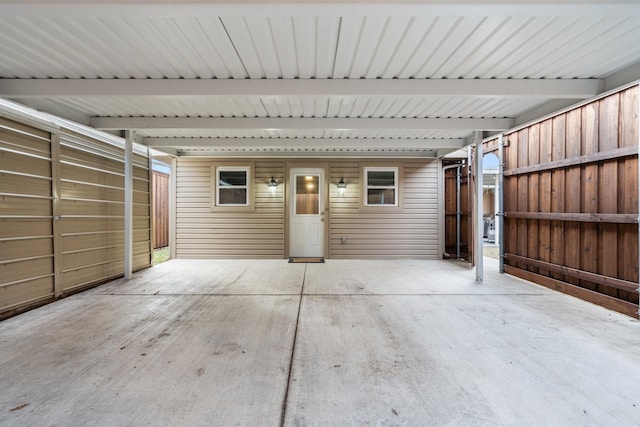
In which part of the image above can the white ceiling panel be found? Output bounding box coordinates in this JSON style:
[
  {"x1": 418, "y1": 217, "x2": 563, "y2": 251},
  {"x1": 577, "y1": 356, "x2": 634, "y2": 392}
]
[{"x1": 1, "y1": 0, "x2": 639, "y2": 157}]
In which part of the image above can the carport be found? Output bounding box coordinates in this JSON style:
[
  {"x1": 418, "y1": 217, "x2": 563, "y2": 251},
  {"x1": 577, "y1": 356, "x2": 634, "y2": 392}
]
[
  {"x1": 2, "y1": 259, "x2": 639, "y2": 425},
  {"x1": 1, "y1": 0, "x2": 640, "y2": 424}
]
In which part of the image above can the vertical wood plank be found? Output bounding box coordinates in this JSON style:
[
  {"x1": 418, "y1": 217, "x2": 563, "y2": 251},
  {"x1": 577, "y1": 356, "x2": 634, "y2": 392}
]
[
  {"x1": 538, "y1": 119, "x2": 553, "y2": 277},
  {"x1": 598, "y1": 94, "x2": 620, "y2": 298},
  {"x1": 504, "y1": 132, "x2": 518, "y2": 267},
  {"x1": 564, "y1": 108, "x2": 582, "y2": 286},
  {"x1": 581, "y1": 103, "x2": 599, "y2": 291},
  {"x1": 620, "y1": 86, "x2": 639, "y2": 148},
  {"x1": 550, "y1": 114, "x2": 566, "y2": 280},
  {"x1": 527, "y1": 125, "x2": 540, "y2": 273},
  {"x1": 516, "y1": 130, "x2": 529, "y2": 270}
]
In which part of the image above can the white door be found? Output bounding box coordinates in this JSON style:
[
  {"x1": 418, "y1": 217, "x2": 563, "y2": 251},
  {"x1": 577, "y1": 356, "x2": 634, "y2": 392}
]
[{"x1": 289, "y1": 168, "x2": 325, "y2": 257}]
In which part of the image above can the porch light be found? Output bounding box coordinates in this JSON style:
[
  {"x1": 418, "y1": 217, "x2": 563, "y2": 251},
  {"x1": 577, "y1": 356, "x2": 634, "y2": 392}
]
[
  {"x1": 337, "y1": 177, "x2": 347, "y2": 196},
  {"x1": 268, "y1": 176, "x2": 278, "y2": 193}
]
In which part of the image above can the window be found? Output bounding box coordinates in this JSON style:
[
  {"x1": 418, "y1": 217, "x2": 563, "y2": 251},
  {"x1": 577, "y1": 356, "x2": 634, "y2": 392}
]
[
  {"x1": 364, "y1": 167, "x2": 398, "y2": 206},
  {"x1": 215, "y1": 166, "x2": 250, "y2": 207}
]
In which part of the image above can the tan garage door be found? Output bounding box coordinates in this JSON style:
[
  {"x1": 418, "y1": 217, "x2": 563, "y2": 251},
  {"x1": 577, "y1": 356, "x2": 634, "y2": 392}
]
[
  {"x1": 0, "y1": 117, "x2": 55, "y2": 315},
  {"x1": 59, "y1": 129, "x2": 151, "y2": 294},
  {"x1": 1, "y1": 117, "x2": 151, "y2": 318}
]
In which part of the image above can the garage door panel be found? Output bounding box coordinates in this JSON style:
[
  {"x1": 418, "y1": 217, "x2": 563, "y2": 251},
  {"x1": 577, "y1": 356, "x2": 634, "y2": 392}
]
[
  {"x1": 0, "y1": 258, "x2": 53, "y2": 285},
  {"x1": 61, "y1": 163, "x2": 124, "y2": 188},
  {"x1": 60, "y1": 181, "x2": 124, "y2": 203},
  {"x1": 0, "y1": 149, "x2": 51, "y2": 177},
  {"x1": 0, "y1": 218, "x2": 51, "y2": 239},
  {"x1": 0, "y1": 130, "x2": 51, "y2": 158},
  {"x1": 0, "y1": 276, "x2": 54, "y2": 311},
  {"x1": 133, "y1": 191, "x2": 150, "y2": 204},
  {"x1": 61, "y1": 146, "x2": 124, "y2": 175},
  {"x1": 60, "y1": 199, "x2": 124, "y2": 216},
  {"x1": 63, "y1": 247, "x2": 124, "y2": 270},
  {"x1": 0, "y1": 172, "x2": 52, "y2": 197},
  {"x1": 0, "y1": 195, "x2": 52, "y2": 216},
  {"x1": 62, "y1": 260, "x2": 125, "y2": 292},
  {"x1": 0, "y1": 237, "x2": 53, "y2": 261},
  {"x1": 0, "y1": 117, "x2": 50, "y2": 140},
  {"x1": 60, "y1": 217, "x2": 124, "y2": 234},
  {"x1": 62, "y1": 233, "x2": 124, "y2": 252}
]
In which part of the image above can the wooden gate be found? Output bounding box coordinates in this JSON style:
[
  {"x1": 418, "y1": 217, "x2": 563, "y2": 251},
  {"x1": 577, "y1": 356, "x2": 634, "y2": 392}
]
[
  {"x1": 152, "y1": 171, "x2": 170, "y2": 249},
  {"x1": 443, "y1": 159, "x2": 472, "y2": 262}
]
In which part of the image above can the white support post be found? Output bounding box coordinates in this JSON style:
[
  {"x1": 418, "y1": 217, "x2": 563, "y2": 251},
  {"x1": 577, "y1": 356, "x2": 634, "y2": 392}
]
[
  {"x1": 170, "y1": 157, "x2": 177, "y2": 261},
  {"x1": 498, "y1": 133, "x2": 505, "y2": 274},
  {"x1": 124, "y1": 131, "x2": 134, "y2": 280},
  {"x1": 475, "y1": 138, "x2": 484, "y2": 282}
]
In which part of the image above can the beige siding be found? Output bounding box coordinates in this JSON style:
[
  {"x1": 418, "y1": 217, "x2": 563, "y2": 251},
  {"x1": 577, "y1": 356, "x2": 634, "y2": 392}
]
[
  {"x1": 175, "y1": 158, "x2": 285, "y2": 258},
  {"x1": 59, "y1": 130, "x2": 151, "y2": 292},
  {"x1": 176, "y1": 158, "x2": 439, "y2": 260},
  {"x1": 0, "y1": 117, "x2": 55, "y2": 314},
  {"x1": 330, "y1": 160, "x2": 439, "y2": 259}
]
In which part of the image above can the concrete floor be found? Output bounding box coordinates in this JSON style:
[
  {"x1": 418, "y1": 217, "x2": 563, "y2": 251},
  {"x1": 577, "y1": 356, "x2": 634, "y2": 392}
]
[{"x1": 1, "y1": 259, "x2": 639, "y2": 426}]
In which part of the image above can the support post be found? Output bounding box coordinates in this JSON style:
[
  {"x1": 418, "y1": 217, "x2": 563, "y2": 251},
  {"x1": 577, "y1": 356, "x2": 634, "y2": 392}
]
[
  {"x1": 170, "y1": 157, "x2": 177, "y2": 261},
  {"x1": 124, "y1": 131, "x2": 134, "y2": 280},
  {"x1": 475, "y1": 138, "x2": 484, "y2": 282},
  {"x1": 51, "y1": 129, "x2": 63, "y2": 296},
  {"x1": 637, "y1": 84, "x2": 640, "y2": 316},
  {"x1": 498, "y1": 133, "x2": 505, "y2": 274},
  {"x1": 456, "y1": 166, "x2": 462, "y2": 260}
]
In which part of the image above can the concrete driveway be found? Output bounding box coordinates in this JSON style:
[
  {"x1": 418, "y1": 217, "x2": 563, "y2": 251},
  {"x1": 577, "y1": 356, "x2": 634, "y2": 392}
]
[{"x1": 1, "y1": 259, "x2": 639, "y2": 426}]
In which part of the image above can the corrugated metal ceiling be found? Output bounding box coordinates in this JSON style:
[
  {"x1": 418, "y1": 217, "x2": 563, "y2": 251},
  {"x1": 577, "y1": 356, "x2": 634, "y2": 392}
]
[{"x1": 1, "y1": 1, "x2": 639, "y2": 157}]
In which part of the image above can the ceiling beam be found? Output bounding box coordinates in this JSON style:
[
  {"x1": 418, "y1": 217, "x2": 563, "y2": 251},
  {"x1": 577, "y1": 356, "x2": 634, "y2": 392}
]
[
  {"x1": 1, "y1": 1, "x2": 639, "y2": 18},
  {"x1": 0, "y1": 78, "x2": 603, "y2": 99},
  {"x1": 91, "y1": 116, "x2": 514, "y2": 131},
  {"x1": 144, "y1": 137, "x2": 466, "y2": 149}
]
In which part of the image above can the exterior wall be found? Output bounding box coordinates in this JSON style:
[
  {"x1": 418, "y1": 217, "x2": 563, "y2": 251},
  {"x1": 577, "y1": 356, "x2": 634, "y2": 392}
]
[
  {"x1": 175, "y1": 158, "x2": 285, "y2": 258},
  {"x1": 175, "y1": 158, "x2": 439, "y2": 260},
  {"x1": 0, "y1": 105, "x2": 152, "y2": 319},
  {"x1": 329, "y1": 160, "x2": 439, "y2": 259},
  {"x1": 487, "y1": 84, "x2": 639, "y2": 318}
]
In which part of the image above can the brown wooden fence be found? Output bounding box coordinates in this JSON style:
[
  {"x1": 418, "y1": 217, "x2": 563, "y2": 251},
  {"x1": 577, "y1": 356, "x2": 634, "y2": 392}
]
[
  {"x1": 153, "y1": 171, "x2": 170, "y2": 249},
  {"x1": 486, "y1": 84, "x2": 639, "y2": 318}
]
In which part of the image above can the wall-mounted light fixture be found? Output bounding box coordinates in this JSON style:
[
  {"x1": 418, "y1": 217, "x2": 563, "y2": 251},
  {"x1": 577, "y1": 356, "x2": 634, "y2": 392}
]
[
  {"x1": 337, "y1": 177, "x2": 347, "y2": 196},
  {"x1": 268, "y1": 176, "x2": 278, "y2": 194}
]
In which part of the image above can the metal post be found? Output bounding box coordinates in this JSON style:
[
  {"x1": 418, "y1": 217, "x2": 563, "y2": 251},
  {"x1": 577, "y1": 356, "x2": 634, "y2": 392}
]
[
  {"x1": 170, "y1": 157, "x2": 177, "y2": 260},
  {"x1": 124, "y1": 131, "x2": 133, "y2": 280},
  {"x1": 456, "y1": 166, "x2": 461, "y2": 260},
  {"x1": 475, "y1": 139, "x2": 484, "y2": 282},
  {"x1": 498, "y1": 133, "x2": 505, "y2": 274},
  {"x1": 637, "y1": 84, "x2": 640, "y2": 316}
]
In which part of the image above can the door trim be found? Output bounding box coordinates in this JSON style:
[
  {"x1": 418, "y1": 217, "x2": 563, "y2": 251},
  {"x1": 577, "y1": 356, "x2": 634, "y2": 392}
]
[{"x1": 285, "y1": 162, "x2": 329, "y2": 259}]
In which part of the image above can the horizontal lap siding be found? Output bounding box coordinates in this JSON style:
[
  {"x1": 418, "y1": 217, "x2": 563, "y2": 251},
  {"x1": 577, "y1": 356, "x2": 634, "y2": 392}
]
[
  {"x1": 59, "y1": 131, "x2": 151, "y2": 292},
  {"x1": 176, "y1": 158, "x2": 438, "y2": 260},
  {"x1": 330, "y1": 160, "x2": 439, "y2": 259},
  {"x1": 176, "y1": 158, "x2": 285, "y2": 259},
  {"x1": 499, "y1": 85, "x2": 639, "y2": 317},
  {"x1": 0, "y1": 118, "x2": 54, "y2": 315}
]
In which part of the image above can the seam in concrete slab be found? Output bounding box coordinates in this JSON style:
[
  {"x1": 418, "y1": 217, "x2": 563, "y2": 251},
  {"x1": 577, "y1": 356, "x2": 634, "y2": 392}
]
[
  {"x1": 280, "y1": 264, "x2": 307, "y2": 427},
  {"x1": 301, "y1": 293, "x2": 553, "y2": 297},
  {"x1": 89, "y1": 293, "x2": 303, "y2": 297}
]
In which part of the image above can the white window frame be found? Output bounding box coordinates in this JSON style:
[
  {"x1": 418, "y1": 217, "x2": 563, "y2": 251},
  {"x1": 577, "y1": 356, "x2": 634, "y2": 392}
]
[
  {"x1": 363, "y1": 166, "x2": 399, "y2": 207},
  {"x1": 215, "y1": 166, "x2": 251, "y2": 207}
]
